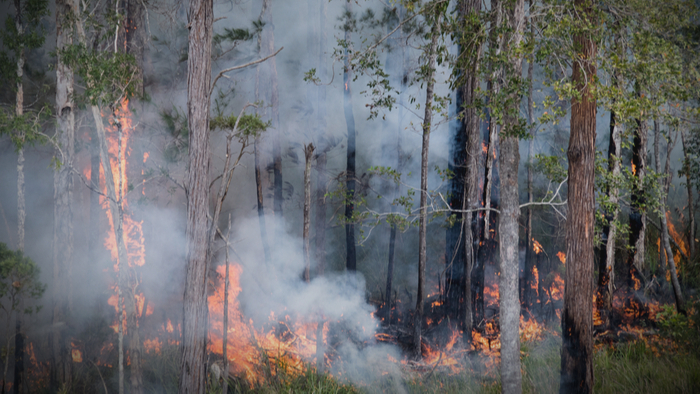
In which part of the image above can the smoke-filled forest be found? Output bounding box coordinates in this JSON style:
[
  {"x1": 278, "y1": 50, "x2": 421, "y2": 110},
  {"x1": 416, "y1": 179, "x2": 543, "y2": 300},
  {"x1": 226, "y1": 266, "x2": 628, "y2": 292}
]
[{"x1": 1, "y1": 0, "x2": 700, "y2": 393}]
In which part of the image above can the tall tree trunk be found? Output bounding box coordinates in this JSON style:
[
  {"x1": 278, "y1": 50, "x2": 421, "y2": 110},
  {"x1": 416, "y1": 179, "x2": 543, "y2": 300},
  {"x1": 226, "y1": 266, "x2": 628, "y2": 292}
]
[
  {"x1": 258, "y1": 0, "x2": 283, "y2": 240},
  {"x1": 314, "y1": 0, "x2": 329, "y2": 277},
  {"x1": 51, "y1": 0, "x2": 76, "y2": 388},
  {"x1": 222, "y1": 215, "x2": 231, "y2": 394},
  {"x1": 125, "y1": 0, "x2": 146, "y2": 96},
  {"x1": 499, "y1": 1, "x2": 525, "y2": 392},
  {"x1": 414, "y1": 11, "x2": 441, "y2": 359},
  {"x1": 595, "y1": 27, "x2": 622, "y2": 330},
  {"x1": 523, "y1": 2, "x2": 536, "y2": 311},
  {"x1": 254, "y1": 138, "x2": 271, "y2": 265},
  {"x1": 560, "y1": 1, "x2": 597, "y2": 391},
  {"x1": 343, "y1": 0, "x2": 357, "y2": 272},
  {"x1": 303, "y1": 144, "x2": 315, "y2": 282},
  {"x1": 596, "y1": 110, "x2": 621, "y2": 330},
  {"x1": 454, "y1": 0, "x2": 482, "y2": 344},
  {"x1": 383, "y1": 5, "x2": 404, "y2": 321},
  {"x1": 656, "y1": 122, "x2": 686, "y2": 314},
  {"x1": 12, "y1": 301, "x2": 23, "y2": 394},
  {"x1": 179, "y1": 0, "x2": 213, "y2": 392},
  {"x1": 473, "y1": 0, "x2": 503, "y2": 327},
  {"x1": 628, "y1": 99, "x2": 647, "y2": 289},
  {"x1": 13, "y1": 2, "x2": 25, "y2": 392},
  {"x1": 681, "y1": 130, "x2": 696, "y2": 262},
  {"x1": 481, "y1": 0, "x2": 503, "y2": 243}
]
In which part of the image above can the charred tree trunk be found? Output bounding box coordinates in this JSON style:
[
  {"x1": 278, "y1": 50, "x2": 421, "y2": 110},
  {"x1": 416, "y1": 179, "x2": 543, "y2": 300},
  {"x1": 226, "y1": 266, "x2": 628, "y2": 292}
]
[
  {"x1": 596, "y1": 110, "x2": 621, "y2": 330},
  {"x1": 179, "y1": 0, "x2": 213, "y2": 392},
  {"x1": 449, "y1": 0, "x2": 482, "y2": 344},
  {"x1": 51, "y1": 0, "x2": 75, "y2": 389},
  {"x1": 560, "y1": 1, "x2": 597, "y2": 391},
  {"x1": 681, "y1": 130, "x2": 696, "y2": 263},
  {"x1": 656, "y1": 122, "x2": 686, "y2": 314},
  {"x1": 499, "y1": 1, "x2": 525, "y2": 392},
  {"x1": 254, "y1": 137, "x2": 271, "y2": 266},
  {"x1": 414, "y1": 11, "x2": 441, "y2": 359},
  {"x1": 303, "y1": 144, "x2": 315, "y2": 282},
  {"x1": 595, "y1": 28, "x2": 622, "y2": 331},
  {"x1": 343, "y1": 0, "x2": 357, "y2": 272},
  {"x1": 628, "y1": 100, "x2": 648, "y2": 289},
  {"x1": 13, "y1": 302, "x2": 23, "y2": 394}
]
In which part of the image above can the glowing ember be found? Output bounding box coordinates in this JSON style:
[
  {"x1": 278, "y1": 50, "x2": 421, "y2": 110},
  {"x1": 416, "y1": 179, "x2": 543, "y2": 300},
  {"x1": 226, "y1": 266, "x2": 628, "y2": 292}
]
[
  {"x1": 532, "y1": 238, "x2": 544, "y2": 254},
  {"x1": 556, "y1": 251, "x2": 566, "y2": 264},
  {"x1": 71, "y1": 343, "x2": 82, "y2": 363}
]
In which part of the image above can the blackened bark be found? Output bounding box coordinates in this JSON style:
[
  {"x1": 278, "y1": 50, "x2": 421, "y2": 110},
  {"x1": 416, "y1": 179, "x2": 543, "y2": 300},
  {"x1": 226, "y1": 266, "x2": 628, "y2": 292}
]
[
  {"x1": 179, "y1": 0, "x2": 213, "y2": 392},
  {"x1": 681, "y1": 131, "x2": 696, "y2": 262},
  {"x1": 560, "y1": 1, "x2": 596, "y2": 391},
  {"x1": 254, "y1": 138, "x2": 271, "y2": 265},
  {"x1": 51, "y1": 0, "x2": 75, "y2": 388},
  {"x1": 596, "y1": 28, "x2": 622, "y2": 330},
  {"x1": 344, "y1": 0, "x2": 357, "y2": 272},
  {"x1": 12, "y1": 309, "x2": 23, "y2": 394},
  {"x1": 596, "y1": 110, "x2": 621, "y2": 330},
  {"x1": 453, "y1": 0, "x2": 482, "y2": 344},
  {"x1": 628, "y1": 107, "x2": 647, "y2": 288},
  {"x1": 414, "y1": 13, "x2": 441, "y2": 359}
]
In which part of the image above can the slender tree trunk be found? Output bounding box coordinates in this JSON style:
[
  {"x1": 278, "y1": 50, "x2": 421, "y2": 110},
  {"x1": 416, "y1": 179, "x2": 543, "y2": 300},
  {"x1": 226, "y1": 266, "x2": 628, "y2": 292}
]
[
  {"x1": 254, "y1": 138, "x2": 271, "y2": 265},
  {"x1": 179, "y1": 0, "x2": 213, "y2": 392},
  {"x1": 222, "y1": 215, "x2": 231, "y2": 394},
  {"x1": 560, "y1": 1, "x2": 596, "y2": 391},
  {"x1": 656, "y1": 122, "x2": 686, "y2": 314},
  {"x1": 383, "y1": 5, "x2": 404, "y2": 321},
  {"x1": 115, "y1": 117, "x2": 144, "y2": 394},
  {"x1": 258, "y1": 0, "x2": 283, "y2": 239},
  {"x1": 15, "y1": 0, "x2": 25, "y2": 255},
  {"x1": 481, "y1": 0, "x2": 502, "y2": 243},
  {"x1": 51, "y1": 0, "x2": 75, "y2": 389},
  {"x1": 455, "y1": 0, "x2": 482, "y2": 344},
  {"x1": 523, "y1": 2, "x2": 535, "y2": 310},
  {"x1": 499, "y1": 1, "x2": 525, "y2": 392},
  {"x1": 414, "y1": 12, "x2": 441, "y2": 359},
  {"x1": 596, "y1": 28, "x2": 622, "y2": 330},
  {"x1": 314, "y1": 0, "x2": 329, "y2": 277},
  {"x1": 13, "y1": 302, "x2": 23, "y2": 394},
  {"x1": 343, "y1": 0, "x2": 357, "y2": 272},
  {"x1": 628, "y1": 108, "x2": 648, "y2": 289},
  {"x1": 303, "y1": 144, "x2": 315, "y2": 282},
  {"x1": 596, "y1": 110, "x2": 621, "y2": 330},
  {"x1": 681, "y1": 130, "x2": 696, "y2": 262}
]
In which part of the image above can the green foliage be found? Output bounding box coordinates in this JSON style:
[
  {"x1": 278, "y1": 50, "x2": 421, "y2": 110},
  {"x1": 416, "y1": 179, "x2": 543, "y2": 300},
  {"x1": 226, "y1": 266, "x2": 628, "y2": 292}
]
[
  {"x1": 0, "y1": 242, "x2": 46, "y2": 317},
  {"x1": 0, "y1": 0, "x2": 50, "y2": 85},
  {"x1": 209, "y1": 113, "x2": 269, "y2": 138},
  {"x1": 59, "y1": 43, "x2": 139, "y2": 107},
  {"x1": 159, "y1": 106, "x2": 189, "y2": 163},
  {"x1": 0, "y1": 104, "x2": 49, "y2": 150}
]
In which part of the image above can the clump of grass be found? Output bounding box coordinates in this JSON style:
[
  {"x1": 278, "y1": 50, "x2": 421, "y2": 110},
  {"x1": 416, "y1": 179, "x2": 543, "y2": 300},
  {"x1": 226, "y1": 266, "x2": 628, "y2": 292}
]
[
  {"x1": 594, "y1": 340, "x2": 700, "y2": 394},
  {"x1": 223, "y1": 366, "x2": 359, "y2": 394}
]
